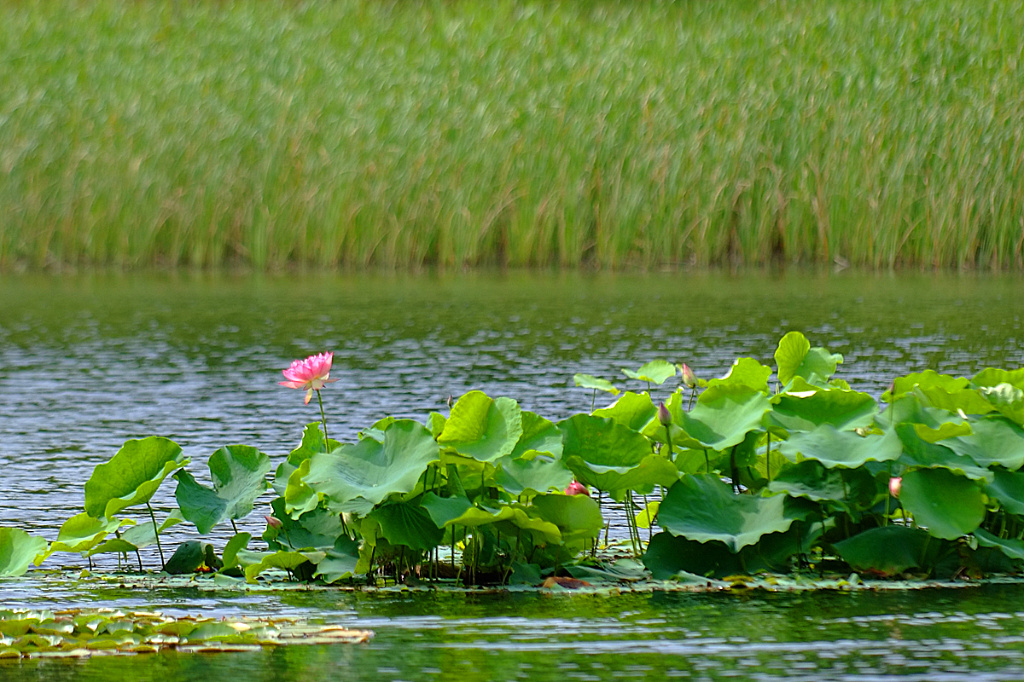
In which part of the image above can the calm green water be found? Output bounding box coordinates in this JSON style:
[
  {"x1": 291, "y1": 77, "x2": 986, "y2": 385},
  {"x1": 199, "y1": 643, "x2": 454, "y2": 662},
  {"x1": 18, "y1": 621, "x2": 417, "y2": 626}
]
[{"x1": 2, "y1": 270, "x2": 1024, "y2": 679}]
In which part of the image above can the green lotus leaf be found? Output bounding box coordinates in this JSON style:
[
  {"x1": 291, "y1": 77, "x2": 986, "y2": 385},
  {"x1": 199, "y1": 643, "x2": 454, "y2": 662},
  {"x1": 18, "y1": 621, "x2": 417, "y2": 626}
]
[
  {"x1": 244, "y1": 550, "x2": 323, "y2": 584},
  {"x1": 305, "y1": 419, "x2": 440, "y2": 511},
  {"x1": 437, "y1": 391, "x2": 523, "y2": 462},
  {"x1": 900, "y1": 468, "x2": 986, "y2": 540},
  {"x1": 621, "y1": 360, "x2": 677, "y2": 386},
  {"x1": 36, "y1": 513, "x2": 128, "y2": 563},
  {"x1": 87, "y1": 512, "x2": 182, "y2": 556},
  {"x1": 494, "y1": 453, "x2": 574, "y2": 496},
  {"x1": 832, "y1": 526, "x2": 934, "y2": 576},
  {"x1": 982, "y1": 468, "x2": 1024, "y2": 515},
  {"x1": 420, "y1": 494, "x2": 561, "y2": 543},
  {"x1": 973, "y1": 367, "x2": 1024, "y2": 390},
  {"x1": 769, "y1": 383, "x2": 878, "y2": 433},
  {"x1": 780, "y1": 424, "x2": 901, "y2": 468},
  {"x1": 427, "y1": 412, "x2": 447, "y2": 439},
  {"x1": 594, "y1": 391, "x2": 658, "y2": 432},
  {"x1": 768, "y1": 460, "x2": 878, "y2": 513},
  {"x1": 573, "y1": 373, "x2": 620, "y2": 395},
  {"x1": 945, "y1": 417, "x2": 1024, "y2": 470},
  {"x1": 263, "y1": 498, "x2": 344, "y2": 552},
  {"x1": 313, "y1": 536, "x2": 361, "y2": 583},
  {"x1": 587, "y1": 455, "x2": 680, "y2": 500},
  {"x1": 890, "y1": 371, "x2": 993, "y2": 415},
  {"x1": 273, "y1": 423, "x2": 340, "y2": 496},
  {"x1": 283, "y1": 459, "x2": 319, "y2": 517},
  {"x1": 892, "y1": 370, "x2": 970, "y2": 398},
  {"x1": 420, "y1": 493, "x2": 475, "y2": 528},
  {"x1": 0, "y1": 528, "x2": 47, "y2": 577},
  {"x1": 775, "y1": 331, "x2": 843, "y2": 386},
  {"x1": 174, "y1": 445, "x2": 271, "y2": 534},
  {"x1": 369, "y1": 503, "x2": 443, "y2": 551},
  {"x1": 912, "y1": 422, "x2": 973, "y2": 443},
  {"x1": 676, "y1": 385, "x2": 771, "y2": 451},
  {"x1": 974, "y1": 528, "x2": 1024, "y2": 561},
  {"x1": 896, "y1": 424, "x2": 991, "y2": 480},
  {"x1": 163, "y1": 541, "x2": 208, "y2": 575},
  {"x1": 979, "y1": 383, "x2": 1024, "y2": 426},
  {"x1": 222, "y1": 532, "x2": 251, "y2": 570},
  {"x1": 84, "y1": 437, "x2": 188, "y2": 519},
  {"x1": 636, "y1": 500, "x2": 661, "y2": 529},
  {"x1": 511, "y1": 412, "x2": 564, "y2": 459},
  {"x1": 528, "y1": 493, "x2": 603, "y2": 547},
  {"x1": 705, "y1": 357, "x2": 772, "y2": 393},
  {"x1": 657, "y1": 474, "x2": 811, "y2": 552},
  {"x1": 560, "y1": 414, "x2": 652, "y2": 469}
]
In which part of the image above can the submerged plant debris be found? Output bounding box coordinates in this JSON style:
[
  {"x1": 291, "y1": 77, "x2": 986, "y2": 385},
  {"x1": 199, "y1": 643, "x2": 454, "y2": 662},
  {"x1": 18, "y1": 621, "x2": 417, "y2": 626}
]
[{"x1": 0, "y1": 607, "x2": 372, "y2": 660}]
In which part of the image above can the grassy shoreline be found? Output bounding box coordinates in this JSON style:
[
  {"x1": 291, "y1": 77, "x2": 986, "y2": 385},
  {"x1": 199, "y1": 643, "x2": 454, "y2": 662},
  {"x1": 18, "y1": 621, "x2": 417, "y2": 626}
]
[{"x1": 2, "y1": 1, "x2": 1022, "y2": 270}]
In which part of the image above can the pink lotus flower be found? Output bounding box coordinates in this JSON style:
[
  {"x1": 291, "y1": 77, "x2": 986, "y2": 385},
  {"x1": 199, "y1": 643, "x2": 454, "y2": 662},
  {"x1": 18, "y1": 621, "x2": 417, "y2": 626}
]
[
  {"x1": 565, "y1": 480, "x2": 590, "y2": 496},
  {"x1": 889, "y1": 476, "x2": 902, "y2": 498},
  {"x1": 280, "y1": 352, "x2": 339, "y2": 404}
]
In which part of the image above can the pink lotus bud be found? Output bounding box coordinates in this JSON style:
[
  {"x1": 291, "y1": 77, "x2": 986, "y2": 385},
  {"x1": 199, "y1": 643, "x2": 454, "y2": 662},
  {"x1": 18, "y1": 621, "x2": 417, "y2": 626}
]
[
  {"x1": 657, "y1": 402, "x2": 672, "y2": 427},
  {"x1": 681, "y1": 363, "x2": 698, "y2": 389},
  {"x1": 565, "y1": 480, "x2": 590, "y2": 496},
  {"x1": 889, "y1": 477, "x2": 901, "y2": 498},
  {"x1": 265, "y1": 515, "x2": 283, "y2": 529}
]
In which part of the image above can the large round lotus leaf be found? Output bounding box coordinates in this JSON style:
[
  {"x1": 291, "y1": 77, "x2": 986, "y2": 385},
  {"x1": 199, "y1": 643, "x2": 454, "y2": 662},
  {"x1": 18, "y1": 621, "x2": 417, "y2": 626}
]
[
  {"x1": 419, "y1": 494, "x2": 561, "y2": 544},
  {"x1": 84, "y1": 437, "x2": 188, "y2": 519},
  {"x1": 982, "y1": 468, "x2": 1024, "y2": 516},
  {"x1": 780, "y1": 424, "x2": 901, "y2": 468},
  {"x1": 163, "y1": 541, "x2": 208, "y2": 575},
  {"x1": 775, "y1": 331, "x2": 843, "y2": 386},
  {"x1": 559, "y1": 413, "x2": 651, "y2": 468},
  {"x1": 243, "y1": 550, "x2": 324, "y2": 584},
  {"x1": 889, "y1": 371, "x2": 994, "y2": 415},
  {"x1": 529, "y1": 493, "x2": 604, "y2": 538},
  {"x1": 283, "y1": 459, "x2": 319, "y2": 517},
  {"x1": 305, "y1": 419, "x2": 440, "y2": 510},
  {"x1": 768, "y1": 460, "x2": 878, "y2": 512},
  {"x1": 369, "y1": 503, "x2": 444, "y2": 551},
  {"x1": 174, "y1": 445, "x2": 271, "y2": 534},
  {"x1": 622, "y1": 360, "x2": 677, "y2": 385},
  {"x1": 974, "y1": 528, "x2": 1024, "y2": 561},
  {"x1": 677, "y1": 385, "x2": 771, "y2": 451},
  {"x1": 37, "y1": 513, "x2": 127, "y2": 562},
  {"x1": 973, "y1": 367, "x2": 1024, "y2": 390},
  {"x1": 314, "y1": 536, "x2": 361, "y2": 583},
  {"x1": 657, "y1": 474, "x2": 811, "y2": 552},
  {"x1": 437, "y1": 391, "x2": 523, "y2": 462},
  {"x1": 494, "y1": 453, "x2": 574, "y2": 496},
  {"x1": 832, "y1": 526, "x2": 933, "y2": 575},
  {"x1": 946, "y1": 417, "x2": 1024, "y2": 470},
  {"x1": 511, "y1": 412, "x2": 564, "y2": 459},
  {"x1": 263, "y1": 498, "x2": 344, "y2": 552},
  {"x1": 705, "y1": 357, "x2": 772, "y2": 393},
  {"x1": 573, "y1": 374, "x2": 619, "y2": 395},
  {"x1": 900, "y1": 468, "x2": 986, "y2": 540},
  {"x1": 769, "y1": 383, "x2": 877, "y2": 433},
  {"x1": 594, "y1": 391, "x2": 658, "y2": 432},
  {"x1": 896, "y1": 424, "x2": 991, "y2": 480},
  {"x1": 0, "y1": 528, "x2": 47, "y2": 577}
]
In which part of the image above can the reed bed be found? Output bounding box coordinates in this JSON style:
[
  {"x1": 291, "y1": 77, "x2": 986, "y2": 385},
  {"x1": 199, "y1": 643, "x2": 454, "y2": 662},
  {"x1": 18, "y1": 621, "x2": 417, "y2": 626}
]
[{"x1": 1, "y1": 0, "x2": 1022, "y2": 270}]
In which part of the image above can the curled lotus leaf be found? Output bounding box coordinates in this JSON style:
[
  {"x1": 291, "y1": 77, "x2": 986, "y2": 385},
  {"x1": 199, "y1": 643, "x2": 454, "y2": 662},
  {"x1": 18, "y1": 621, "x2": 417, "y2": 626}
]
[
  {"x1": 769, "y1": 381, "x2": 878, "y2": 433},
  {"x1": 174, "y1": 445, "x2": 271, "y2": 534},
  {"x1": 36, "y1": 513, "x2": 128, "y2": 563},
  {"x1": 494, "y1": 453, "x2": 574, "y2": 497},
  {"x1": 0, "y1": 528, "x2": 47, "y2": 577},
  {"x1": 972, "y1": 367, "x2": 1024, "y2": 391},
  {"x1": 833, "y1": 526, "x2": 935, "y2": 576},
  {"x1": 594, "y1": 391, "x2": 658, "y2": 432},
  {"x1": 657, "y1": 474, "x2": 812, "y2": 553},
  {"x1": 511, "y1": 412, "x2": 564, "y2": 459},
  {"x1": 775, "y1": 331, "x2": 843, "y2": 386},
  {"x1": 982, "y1": 468, "x2": 1024, "y2": 516},
  {"x1": 675, "y1": 384, "x2": 771, "y2": 451},
  {"x1": 621, "y1": 360, "x2": 677, "y2": 386},
  {"x1": 84, "y1": 437, "x2": 188, "y2": 519},
  {"x1": 896, "y1": 424, "x2": 991, "y2": 480},
  {"x1": 573, "y1": 374, "x2": 620, "y2": 395},
  {"x1": 978, "y1": 383, "x2": 1024, "y2": 426},
  {"x1": 304, "y1": 419, "x2": 440, "y2": 512},
  {"x1": 974, "y1": 528, "x2": 1024, "y2": 561},
  {"x1": 369, "y1": 503, "x2": 444, "y2": 551},
  {"x1": 945, "y1": 416, "x2": 1024, "y2": 470},
  {"x1": 243, "y1": 550, "x2": 324, "y2": 584},
  {"x1": 705, "y1": 357, "x2": 772, "y2": 393},
  {"x1": 438, "y1": 391, "x2": 523, "y2": 462}
]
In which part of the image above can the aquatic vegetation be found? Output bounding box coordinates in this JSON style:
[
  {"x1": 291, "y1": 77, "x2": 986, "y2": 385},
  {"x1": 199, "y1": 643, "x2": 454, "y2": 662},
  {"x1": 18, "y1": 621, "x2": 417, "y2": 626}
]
[
  {"x1": 0, "y1": 608, "x2": 371, "y2": 659},
  {"x1": 7, "y1": 331, "x2": 1024, "y2": 585}
]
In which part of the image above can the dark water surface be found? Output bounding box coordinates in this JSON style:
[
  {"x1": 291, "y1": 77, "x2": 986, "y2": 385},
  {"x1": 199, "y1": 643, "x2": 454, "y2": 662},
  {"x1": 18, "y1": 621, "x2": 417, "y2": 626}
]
[{"x1": 2, "y1": 270, "x2": 1024, "y2": 679}]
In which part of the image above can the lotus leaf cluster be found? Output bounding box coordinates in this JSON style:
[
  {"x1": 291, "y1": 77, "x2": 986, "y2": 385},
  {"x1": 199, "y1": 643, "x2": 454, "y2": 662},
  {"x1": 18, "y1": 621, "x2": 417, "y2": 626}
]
[{"x1": 6, "y1": 331, "x2": 1024, "y2": 584}]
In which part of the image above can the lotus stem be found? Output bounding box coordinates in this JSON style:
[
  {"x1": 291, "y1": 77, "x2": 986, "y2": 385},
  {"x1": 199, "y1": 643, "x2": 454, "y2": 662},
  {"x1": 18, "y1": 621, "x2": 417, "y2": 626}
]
[
  {"x1": 703, "y1": 448, "x2": 710, "y2": 473},
  {"x1": 766, "y1": 433, "x2": 772, "y2": 480},
  {"x1": 663, "y1": 426, "x2": 674, "y2": 463},
  {"x1": 146, "y1": 502, "x2": 166, "y2": 569},
  {"x1": 316, "y1": 389, "x2": 330, "y2": 445},
  {"x1": 591, "y1": 389, "x2": 596, "y2": 413},
  {"x1": 687, "y1": 387, "x2": 696, "y2": 411},
  {"x1": 135, "y1": 549, "x2": 144, "y2": 572},
  {"x1": 230, "y1": 519, "x2": 239, "y2": 534},
  {"x1": 643, "y1": 493, "x2": 653, "y2": 548}
]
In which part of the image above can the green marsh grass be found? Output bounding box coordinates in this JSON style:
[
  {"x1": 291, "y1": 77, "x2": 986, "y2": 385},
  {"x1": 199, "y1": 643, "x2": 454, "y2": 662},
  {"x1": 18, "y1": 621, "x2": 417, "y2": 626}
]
[{"x1": 1, "y1": 1, "x2": 1023, "y2": 270}]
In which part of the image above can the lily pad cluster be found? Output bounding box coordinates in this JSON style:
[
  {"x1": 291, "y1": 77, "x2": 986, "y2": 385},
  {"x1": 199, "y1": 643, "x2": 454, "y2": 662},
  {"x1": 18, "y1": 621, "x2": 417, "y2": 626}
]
[
  {"x1": 5, "y1": 331, "x2": 1024, "y2": 584},
  {"x1": 0, "y1": 608, "x2": 371, "y2": 658}
]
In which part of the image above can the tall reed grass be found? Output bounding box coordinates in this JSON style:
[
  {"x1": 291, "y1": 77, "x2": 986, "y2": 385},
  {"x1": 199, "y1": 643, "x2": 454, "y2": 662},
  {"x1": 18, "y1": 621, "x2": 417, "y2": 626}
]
[{"x1": 1, "y1": 1, "x2": 1022, "y2": 270}]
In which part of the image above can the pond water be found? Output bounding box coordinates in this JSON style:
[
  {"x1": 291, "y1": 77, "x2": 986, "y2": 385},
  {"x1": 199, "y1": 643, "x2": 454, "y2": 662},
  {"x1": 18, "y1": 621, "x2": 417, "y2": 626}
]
[{"x1": 2, "y1": 270, "x2": 1024, "y2": 679}]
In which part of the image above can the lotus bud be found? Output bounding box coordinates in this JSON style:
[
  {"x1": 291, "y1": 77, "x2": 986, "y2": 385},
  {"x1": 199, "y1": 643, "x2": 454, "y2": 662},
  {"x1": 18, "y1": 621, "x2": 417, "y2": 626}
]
[
  {"x1": 889, "y1": 477, "x2": 902, "y2": 499},
  {"x1": 657, "y1": 402, "x2": 672, "y2": 426},
  {"x1": 265, "y1": 515, "x2": 283, "y2": 529},
  {"x1": 681, "y1": 363, "x2": 698, "y2": 389},
  {"x1": 565, "y1": 480, "x2": 590, "y2": 496}
]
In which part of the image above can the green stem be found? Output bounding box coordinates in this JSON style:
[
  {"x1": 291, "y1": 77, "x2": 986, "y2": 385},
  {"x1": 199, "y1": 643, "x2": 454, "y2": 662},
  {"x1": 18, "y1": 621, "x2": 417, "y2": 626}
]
[
  {"x1": 703, "y1": 448, "x2": 710, "y2": 473},
  {"x1": 687, "y1": 387, "x2": 696, "y2": 410},
  {"x1": 316, "y1": 389, "x2": 330, "y2": 445},
  {"x1": 230, "y1": 519, "x2": 239, "y2": 534},
  {"x1": 663, "y1": 426, "x2": 674, "y2": 463},
  {"x1": 146, "y1": 502, "x2": 166, "y2": 569}
]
